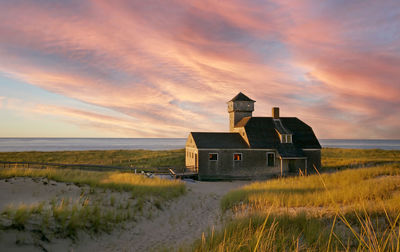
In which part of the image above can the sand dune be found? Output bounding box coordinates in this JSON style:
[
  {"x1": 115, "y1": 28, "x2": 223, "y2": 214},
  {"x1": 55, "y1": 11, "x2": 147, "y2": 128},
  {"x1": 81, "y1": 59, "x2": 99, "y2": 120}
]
[{"x1": 0, "y1": 177, "x2": 248, "y2": 251}]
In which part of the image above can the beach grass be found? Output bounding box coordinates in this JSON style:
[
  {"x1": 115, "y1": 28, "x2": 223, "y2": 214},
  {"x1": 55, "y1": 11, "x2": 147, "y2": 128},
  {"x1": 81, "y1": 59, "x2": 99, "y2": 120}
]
[
  {"x1": 221, "y1": 163, "x2": 400, "y2": 213},
  {"x1": 192, "y1": 211, "x2": 400, "y2": 251},
  {"x1": 190, "y1": 163, "x2": 400, "y2": 251},
  {"x1": 3, "y1": 197, "x2": 137, "y2": 238},
  {"x1": 0, "y1": 167, "x2": 186, "y2": 239},
  {"x1": 0, "y1": 167, "x2": 185, "y2": 199},
  {"x1": 0, "y1": 149, "x2": 185, "y2": 170},
  {"x1": 322, "y1": 148, "x2": 400, "y2": 170}
]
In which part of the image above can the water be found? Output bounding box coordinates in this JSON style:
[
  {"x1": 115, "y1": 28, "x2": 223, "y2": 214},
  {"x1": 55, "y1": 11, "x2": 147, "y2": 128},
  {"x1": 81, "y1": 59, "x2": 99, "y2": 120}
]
[
  {"x1": 319, "y1": 139, "x2": 400, "y2": 150},
  {"x1": 0, "y1": 138, "x2": 399, "y2": 152},
  {"x1": 0, "y1": 138, "x2": 187, "y2": 152}
]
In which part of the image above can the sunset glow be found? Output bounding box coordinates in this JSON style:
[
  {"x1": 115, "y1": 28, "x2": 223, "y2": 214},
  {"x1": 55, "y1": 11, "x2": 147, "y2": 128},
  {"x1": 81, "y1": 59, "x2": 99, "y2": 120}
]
[{"x1": 0, "y1": 0, "x2": 399, "y2": 138}]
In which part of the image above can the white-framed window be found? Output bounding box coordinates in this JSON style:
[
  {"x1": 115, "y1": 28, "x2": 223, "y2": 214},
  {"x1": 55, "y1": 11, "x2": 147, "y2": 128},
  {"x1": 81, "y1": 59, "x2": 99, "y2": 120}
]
[
  {"x1": 267, "y1": 152, "x2": 275, "y2": 167},
  {"x1": 209, "y1": 153, "x2": 218, "y2": 161},
  {"x1": 280, "y1": 134, "x2": 293, "y2": 143},
  {"x1": 233, "y1": 153, "x2": 242, "y2": 161}
]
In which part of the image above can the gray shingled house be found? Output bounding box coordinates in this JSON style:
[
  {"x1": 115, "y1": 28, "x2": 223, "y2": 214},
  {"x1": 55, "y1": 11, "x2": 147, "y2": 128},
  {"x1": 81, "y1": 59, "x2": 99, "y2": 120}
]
[{"x1": 185, "y1": 92, "x2": 321, "y2": 180}]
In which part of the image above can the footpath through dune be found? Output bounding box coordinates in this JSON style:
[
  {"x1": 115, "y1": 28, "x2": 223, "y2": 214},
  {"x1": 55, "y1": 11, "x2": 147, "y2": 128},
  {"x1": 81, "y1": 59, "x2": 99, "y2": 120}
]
[{"x1": 74, "y1": 180, "x2": 249, "y2": 252}]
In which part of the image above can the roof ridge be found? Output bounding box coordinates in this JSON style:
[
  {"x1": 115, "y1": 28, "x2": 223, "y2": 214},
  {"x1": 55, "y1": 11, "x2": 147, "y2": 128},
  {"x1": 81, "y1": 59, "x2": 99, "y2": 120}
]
[{"x1": 229, "y1": 92, "x2": 255, "y2": 102}]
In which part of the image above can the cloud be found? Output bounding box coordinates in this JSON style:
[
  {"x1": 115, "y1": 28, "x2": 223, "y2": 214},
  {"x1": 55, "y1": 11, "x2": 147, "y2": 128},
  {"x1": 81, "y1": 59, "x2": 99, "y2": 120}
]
[{"x1": 0, "y1": 0, "x2": 399, "y2": 138}]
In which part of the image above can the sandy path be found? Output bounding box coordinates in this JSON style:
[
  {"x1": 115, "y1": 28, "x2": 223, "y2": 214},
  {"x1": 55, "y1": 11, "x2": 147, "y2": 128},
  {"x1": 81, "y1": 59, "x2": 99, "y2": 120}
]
[{"x1": 74, "y1": 180, "x2": 249, "y2": 252}]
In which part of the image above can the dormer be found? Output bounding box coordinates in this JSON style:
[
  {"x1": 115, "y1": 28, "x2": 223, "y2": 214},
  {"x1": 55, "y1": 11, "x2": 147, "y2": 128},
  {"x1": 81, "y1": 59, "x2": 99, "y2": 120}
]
[
  {"x1": 272, "y1": 107, "x2": 293, "y2": 144},
  {"x1": 278, "y1": 133, "x2": 292, "y2": 143}
]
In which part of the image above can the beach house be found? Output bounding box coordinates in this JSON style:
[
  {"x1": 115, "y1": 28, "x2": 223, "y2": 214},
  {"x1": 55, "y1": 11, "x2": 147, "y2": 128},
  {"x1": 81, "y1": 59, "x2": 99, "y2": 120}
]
[{"x1": 185, "y1": 92, "x2": 321, "y2": 180}]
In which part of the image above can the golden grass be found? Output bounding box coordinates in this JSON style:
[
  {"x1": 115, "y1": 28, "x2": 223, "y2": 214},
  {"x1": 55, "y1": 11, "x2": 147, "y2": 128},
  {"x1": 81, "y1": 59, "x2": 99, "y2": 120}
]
[
  {"x1": 222, "y1": 164, "x2": 400, "y2": 215},
  {"x1": 191, "y1": 164, "x2": 400, "y2": 251},
  {"x1": 0, "y1": 167, "x2": 185, "y2": 239},
  {"x1": 322, "y1": 148, "x2": 400, "y2": 170},
  {"x1": 2, "y1": 196, "x2": 136, "y2": 238},
  {"x1": 0, "y1": 167, "x2": 185, "y2": 199},
  {"x1": 0, "y1": 149, "x2": 185, "y2": 170},
  {"x1": 191, "y1": 211, "x2": 400, "y2": 251}
]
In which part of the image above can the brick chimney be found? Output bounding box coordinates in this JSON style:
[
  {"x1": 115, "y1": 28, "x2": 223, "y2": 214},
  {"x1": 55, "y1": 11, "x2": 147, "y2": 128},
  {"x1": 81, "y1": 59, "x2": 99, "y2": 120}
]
[{"x1": 272, "y1": 107, "x2": 279, "y2": 119}]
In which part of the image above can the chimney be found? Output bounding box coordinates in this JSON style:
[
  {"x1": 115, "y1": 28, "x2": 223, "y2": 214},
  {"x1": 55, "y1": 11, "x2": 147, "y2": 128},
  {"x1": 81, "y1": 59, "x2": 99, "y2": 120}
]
[{"x1": 272, "y1": 107, "x2": 279, "y2": 119}]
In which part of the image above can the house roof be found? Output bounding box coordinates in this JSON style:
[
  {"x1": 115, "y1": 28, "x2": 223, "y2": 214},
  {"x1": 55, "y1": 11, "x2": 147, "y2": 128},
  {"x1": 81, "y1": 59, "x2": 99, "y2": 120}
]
[
  {"x1": 188, "y1": 117, "x2": 320, "y2": 157},
  {"x1": 237, "y1": 117, "x2": 321, "y2": 151},
  {"x1": 190, "y1": 132, "x2": 249, "y2": 149},
  {"x1": 229, "y1": 92, "x2": 255, "y2": 102},
  {"x1": 273, "y1": 119, "x2": 292, "y2": 134}
]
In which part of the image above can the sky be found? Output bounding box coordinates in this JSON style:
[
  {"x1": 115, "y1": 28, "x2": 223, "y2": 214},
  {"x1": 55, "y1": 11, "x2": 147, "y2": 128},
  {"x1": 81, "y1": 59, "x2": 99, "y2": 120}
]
[{"x1": 0, "y1": 0, "x2": 399, "y2": 138}]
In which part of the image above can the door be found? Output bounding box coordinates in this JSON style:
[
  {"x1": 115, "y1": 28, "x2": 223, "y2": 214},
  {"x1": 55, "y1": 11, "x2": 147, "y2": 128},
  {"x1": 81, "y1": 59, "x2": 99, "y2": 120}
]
[{"x1": 289, "y1": 160, "x2": 296, "y2": 173}]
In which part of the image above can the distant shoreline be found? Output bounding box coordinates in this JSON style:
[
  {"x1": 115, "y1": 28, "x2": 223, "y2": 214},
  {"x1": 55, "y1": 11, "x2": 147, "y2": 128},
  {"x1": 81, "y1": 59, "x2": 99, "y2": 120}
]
[{"x1": 0, "y1": 138, "x2": 400, "y2": 152}]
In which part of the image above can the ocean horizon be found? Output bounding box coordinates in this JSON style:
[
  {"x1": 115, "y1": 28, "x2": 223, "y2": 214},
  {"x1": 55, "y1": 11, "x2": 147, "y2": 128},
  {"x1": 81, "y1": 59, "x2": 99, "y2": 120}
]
[{"x1": 0, "y1": 138, "x2": 399, "y2": 152}]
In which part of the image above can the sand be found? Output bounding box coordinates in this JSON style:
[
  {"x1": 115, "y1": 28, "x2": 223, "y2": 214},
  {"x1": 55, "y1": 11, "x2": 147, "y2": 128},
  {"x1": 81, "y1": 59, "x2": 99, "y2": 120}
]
[
  {"x1": 0, "y1": 177, "x2": 249, "y2": 251},
  {"x1": 0, "y1": 177, "x2": 83, "y2": 210}
]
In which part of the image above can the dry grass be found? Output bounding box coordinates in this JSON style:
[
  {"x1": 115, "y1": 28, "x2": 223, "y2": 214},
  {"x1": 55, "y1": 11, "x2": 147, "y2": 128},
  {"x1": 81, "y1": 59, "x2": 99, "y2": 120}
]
[
  {"x1": 0, "y1": 167, "x2": 185, "y2": 199},
  {"x1": 0, "y1": 149, "x2": 185, "y2": 170},
  {"x1": 0, "y1": 167, "x2": 185, "y2": 241},
  {"x1": 222, "y1": 164, "x2": 400, "y2": 215},
  {"x1": 322, "y1": 148, "x2": 400, "y2": 170},
  {"x1": 2, "y1": 196, "x2": 140, "y2": 238},
  {"x1": 191, "y1": 163, "x2": 400, "y2": 251}
]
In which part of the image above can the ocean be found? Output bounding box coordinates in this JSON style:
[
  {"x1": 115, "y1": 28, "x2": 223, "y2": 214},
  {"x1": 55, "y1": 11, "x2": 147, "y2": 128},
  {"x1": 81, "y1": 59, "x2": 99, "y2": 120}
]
[{"x1": 0, "y1": 138, "x2": 399, "y2": 152}]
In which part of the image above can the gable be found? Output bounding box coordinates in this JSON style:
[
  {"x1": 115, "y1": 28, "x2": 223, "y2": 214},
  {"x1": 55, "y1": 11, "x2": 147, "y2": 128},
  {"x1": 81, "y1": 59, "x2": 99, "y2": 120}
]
[{"x1": 185, "y1": 134, "x2": 197, "y2": 148}]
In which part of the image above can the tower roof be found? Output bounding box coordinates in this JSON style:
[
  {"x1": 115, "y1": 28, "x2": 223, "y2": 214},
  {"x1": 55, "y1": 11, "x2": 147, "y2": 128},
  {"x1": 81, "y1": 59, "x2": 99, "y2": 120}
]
[{"x1": 229, "y1": 92, "x2": 255, "y2": 102}]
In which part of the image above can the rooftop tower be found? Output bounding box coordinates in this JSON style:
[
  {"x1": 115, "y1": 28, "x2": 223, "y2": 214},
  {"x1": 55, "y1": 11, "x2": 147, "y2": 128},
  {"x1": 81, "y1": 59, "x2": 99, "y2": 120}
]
[{"x1": 227, "y1": 92, "x2": 255, "y2": 132}]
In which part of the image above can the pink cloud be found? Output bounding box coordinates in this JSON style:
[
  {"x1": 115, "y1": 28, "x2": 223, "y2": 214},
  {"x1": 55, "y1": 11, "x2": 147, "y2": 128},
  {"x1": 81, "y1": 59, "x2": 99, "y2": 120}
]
[{"x1": 0, "y1": 0, "x2": 399, "y2": 138}]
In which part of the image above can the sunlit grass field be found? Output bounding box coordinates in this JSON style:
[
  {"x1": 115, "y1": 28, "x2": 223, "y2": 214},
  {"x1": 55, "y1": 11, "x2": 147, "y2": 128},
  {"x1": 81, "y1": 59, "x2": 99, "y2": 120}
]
[
  {"x1": 0, "y1": 167, "x2": 185, "y2": 199},
  {"x1": 192, "y1": 163, "x2": 400, "y2": 251},
  {"x1": 222, "y1": 164, "x2": 400, "y2": 213},
  {"x1": 2, "y1": 148, "x2": 400, "y2": 172},
  {"x1": 0, "y1": 149, "x2": 185, "y2": 169},
  {"x1": 322, "y1": 148, "x2": 400, "y2": 170}
]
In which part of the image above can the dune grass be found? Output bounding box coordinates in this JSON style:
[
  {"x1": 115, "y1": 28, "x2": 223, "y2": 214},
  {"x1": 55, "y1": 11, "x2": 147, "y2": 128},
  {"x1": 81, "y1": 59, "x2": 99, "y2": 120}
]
[
  {"x1": 221, "y1": 164, "x2": 400, "y2": 214},
  {"x1": 191, "y1": 164, "x2": 400, "y2": 251},
  {"x1": 0, "y1": 167, "x2": 185, "y2": 240},
  {"x1": 0, "y1": 167, "x2": 185, "y2": 199},
  {"x1": 2, "y1": 196, "x2": 140, "y2": 238},
  {"x1": 322, "y1": 148, "x2": 400, "y2": 170},
  {"x1": 0, "y1": 149, "x2": 185, "y2": 169},
  {"x1": 192, "y1": 211, "x2": 400, "y2": 251}
]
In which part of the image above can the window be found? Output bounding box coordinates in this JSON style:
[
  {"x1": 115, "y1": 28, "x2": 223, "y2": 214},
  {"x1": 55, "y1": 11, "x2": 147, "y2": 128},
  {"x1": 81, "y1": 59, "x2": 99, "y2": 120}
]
[
  {"x1": 267, "y1": 152, "x2": 275, "y2": 167},
  {"x1": 209, "y1": 153, "x2": 218, "y2": 161},
  {"x1": 233, "y1": 153, "x2": 242, "y2": 161},
  {"x1": 280, "y1": 134, "x2": 293, "y2": 143}
]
